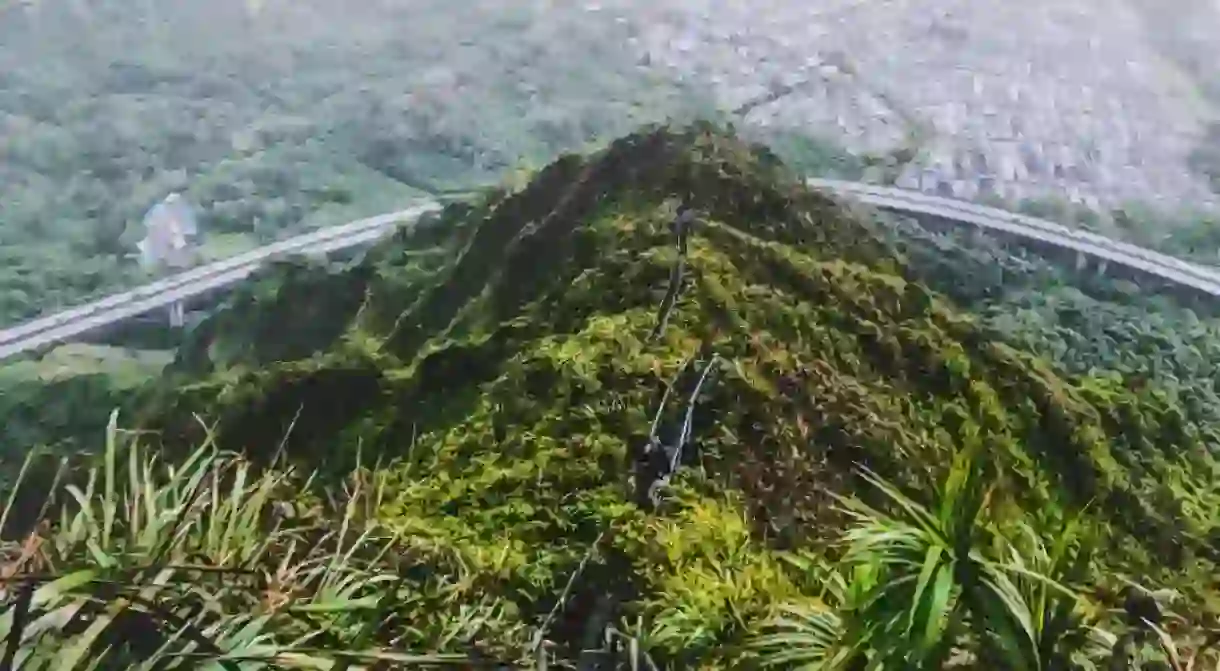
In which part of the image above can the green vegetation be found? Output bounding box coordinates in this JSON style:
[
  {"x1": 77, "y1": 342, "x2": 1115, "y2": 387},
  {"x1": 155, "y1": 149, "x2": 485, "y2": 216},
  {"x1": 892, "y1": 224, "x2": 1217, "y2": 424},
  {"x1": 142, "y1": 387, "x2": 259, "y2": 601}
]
[
  {"x1": 881, "y1": 214, "x2": 1220, "y2": 426},
  {"x1": 9, "y1": 0, "x2": 1215, "y2": 338},
  {"x1": 0, "y1": 345, "x2": 172, "y2": 472},
  {"x1": 0, "y1": 0, "x2": 715, "y2": 326},
  {"x1": 4, "y1": 125, "x2": 1220, "y2": 668},
  {"x1": 981, "y1": 196, "x2": 1220, "y2": 268},
  {"x1": 1109, "y1": 203, "x2": 1220, "y2": 267}
]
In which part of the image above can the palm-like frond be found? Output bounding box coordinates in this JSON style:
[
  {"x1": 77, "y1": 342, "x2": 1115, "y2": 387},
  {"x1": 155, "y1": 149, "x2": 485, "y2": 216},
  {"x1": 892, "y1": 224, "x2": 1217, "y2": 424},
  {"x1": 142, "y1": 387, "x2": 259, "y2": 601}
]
[
  {"x1": 988, "y1": 508, "x2": 1107, "y2": 668},
  {"x1": 749, "y1": 555, "x2": 868, "y2": 670},
  {"x1": 750, "y1": 602, "x2": 848, "y2": 670},
  {"x1": 0, "y1": 413, "x2": 463, "y2": 669},
  {"x1": 754, "y1": 438, "x2": 1105, "y2": 670},
  {"x1": 830, "y1": 442, "x2": 994, "y2": 669}
]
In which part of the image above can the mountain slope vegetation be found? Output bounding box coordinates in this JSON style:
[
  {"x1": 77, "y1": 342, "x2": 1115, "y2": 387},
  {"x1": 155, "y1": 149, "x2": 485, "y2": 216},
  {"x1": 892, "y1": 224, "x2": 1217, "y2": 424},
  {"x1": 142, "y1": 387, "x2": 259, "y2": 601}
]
[
  {"x1": 0, "y1": 0, "x2": 717, "y2": 325},
  {"x1": 5, "y1": 125, "x2": 1216, "y2": 667}
]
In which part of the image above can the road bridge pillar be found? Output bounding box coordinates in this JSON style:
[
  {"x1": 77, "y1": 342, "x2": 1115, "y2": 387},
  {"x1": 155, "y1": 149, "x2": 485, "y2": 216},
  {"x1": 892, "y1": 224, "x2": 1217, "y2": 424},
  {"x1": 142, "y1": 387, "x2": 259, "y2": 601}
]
[{"x1": 168, "y1": 301, "x2": 185, "y2": 328}]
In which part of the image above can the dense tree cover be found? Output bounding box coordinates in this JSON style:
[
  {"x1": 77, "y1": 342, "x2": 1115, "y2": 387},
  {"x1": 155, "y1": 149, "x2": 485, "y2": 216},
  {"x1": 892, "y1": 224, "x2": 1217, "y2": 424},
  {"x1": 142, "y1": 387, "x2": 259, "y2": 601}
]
[
  {"x1": 4, "y1": 125, "x2": 1219, "y2": 668},
  {"x1": 879, "y1": 212, "x2": 1220, "y2": 428},
  {"x1": 1109, "y1": 201, "x2": 1220, "y2": 266},
  {"x1": 9, "y1": 0, "x2": 1215, "y2": 341},
  {"x1": 0, "y1": 344, "x2": 170, "y2": 495},
  {"x1": 0, "y1": 0, "x2": 718, "y2": 325},
  {"x1": 984, "y1": 195, "x2": 1220, "y2": 268}
]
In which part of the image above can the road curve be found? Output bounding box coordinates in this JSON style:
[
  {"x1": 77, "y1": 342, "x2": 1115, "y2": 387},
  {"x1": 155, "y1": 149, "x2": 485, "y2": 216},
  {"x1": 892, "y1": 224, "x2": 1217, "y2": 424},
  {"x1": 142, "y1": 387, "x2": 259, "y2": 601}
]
[
  {"x1": 807, "y1": 178, "x2": 1220, "y2": 297},
  {"x1": 1, "y1": 182, "x2": 1217, "y2": 363},
  {"x1": 0, "y1": 202, "x2": 441, "y2": 362}
]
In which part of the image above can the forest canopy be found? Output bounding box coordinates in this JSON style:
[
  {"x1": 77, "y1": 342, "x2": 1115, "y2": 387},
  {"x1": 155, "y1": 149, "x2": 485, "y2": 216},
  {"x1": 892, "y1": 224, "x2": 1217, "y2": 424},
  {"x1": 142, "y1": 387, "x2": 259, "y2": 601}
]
[
  {"x1": 4, "y1": 1, "x2": 1220, "y2": 664},
  {"x1": 0, "y1": 0, "x2": 724, "y2": 325},
  {"x1": 2, "y1": 124, "x2": 1219, "y2": 668}
]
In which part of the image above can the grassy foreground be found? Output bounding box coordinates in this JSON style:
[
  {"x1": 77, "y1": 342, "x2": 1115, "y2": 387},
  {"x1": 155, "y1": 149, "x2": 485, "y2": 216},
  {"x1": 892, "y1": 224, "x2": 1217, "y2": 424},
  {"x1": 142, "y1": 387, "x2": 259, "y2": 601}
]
[{"x1": 3, "y1": 124, "x2": 1219, "y2": 668}]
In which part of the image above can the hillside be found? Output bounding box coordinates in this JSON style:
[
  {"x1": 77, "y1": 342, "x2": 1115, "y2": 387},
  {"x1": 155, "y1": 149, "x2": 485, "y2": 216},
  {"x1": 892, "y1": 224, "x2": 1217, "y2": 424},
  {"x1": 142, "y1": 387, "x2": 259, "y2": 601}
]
[
  {"x1": 0, "y1": 0, "x2": 721, "y2": 326},
  {"x1": 15, "y1": 0, "x2": 1220, "y2": 335},
  {"x1": 5, "y1": 124, "x2": 1220, "y2": 668}
]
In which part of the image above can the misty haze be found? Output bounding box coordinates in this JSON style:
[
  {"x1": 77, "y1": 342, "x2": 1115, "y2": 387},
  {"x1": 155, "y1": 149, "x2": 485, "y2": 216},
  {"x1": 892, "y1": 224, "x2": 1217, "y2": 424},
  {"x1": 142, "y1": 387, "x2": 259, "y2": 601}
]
[
  {"x1": 4, "y1": 0, "x2": 1220, "y2": 324},
  {"x1": 3, "y1": 1, "x2": 1220, "y2": 668}
]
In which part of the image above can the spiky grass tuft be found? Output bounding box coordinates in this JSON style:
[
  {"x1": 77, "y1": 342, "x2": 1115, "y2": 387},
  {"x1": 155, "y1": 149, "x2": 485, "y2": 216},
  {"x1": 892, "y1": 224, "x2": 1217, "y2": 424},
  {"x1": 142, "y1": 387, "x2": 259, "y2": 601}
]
[{"x1": 0, "y1": 411, "x2": 466, "y2": 670}]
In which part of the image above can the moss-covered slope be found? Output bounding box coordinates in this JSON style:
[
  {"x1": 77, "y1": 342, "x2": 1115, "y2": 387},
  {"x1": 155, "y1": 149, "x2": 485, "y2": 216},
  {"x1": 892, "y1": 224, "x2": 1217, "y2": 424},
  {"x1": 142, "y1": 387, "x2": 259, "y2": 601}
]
[{"x1": 127, "y1": 124, "x2": 1218, "y2": 665}]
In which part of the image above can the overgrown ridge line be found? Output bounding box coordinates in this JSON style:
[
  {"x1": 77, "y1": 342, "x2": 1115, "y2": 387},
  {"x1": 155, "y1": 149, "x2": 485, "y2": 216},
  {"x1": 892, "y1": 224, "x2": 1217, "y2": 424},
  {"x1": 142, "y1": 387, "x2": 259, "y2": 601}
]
[
  {"x1": 528, "y1": 360, "x2": 714, "y2": 666},
  {"x1": 531, "y1": 212, "x2": 724, "y2": 663},
  {"x1": 647, "y1": 205, "x2": 696, "y2": 343},
  {"x1": 385, "y1": 156, "x2": 604, "y2": 354},
  {"x1": 168, "y1": 126, "x2": 1217, "y2": 660},
  {"x1": 10, "y1": 124, "x2": 1220, "y2": 668}
]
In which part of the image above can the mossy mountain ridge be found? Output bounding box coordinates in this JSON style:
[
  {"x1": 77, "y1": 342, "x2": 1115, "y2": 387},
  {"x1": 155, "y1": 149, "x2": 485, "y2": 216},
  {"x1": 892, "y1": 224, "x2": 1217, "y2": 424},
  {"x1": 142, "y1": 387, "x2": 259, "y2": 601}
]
[{"x1": 106, "y1": 124, "x2": 1219, "y2": 663}]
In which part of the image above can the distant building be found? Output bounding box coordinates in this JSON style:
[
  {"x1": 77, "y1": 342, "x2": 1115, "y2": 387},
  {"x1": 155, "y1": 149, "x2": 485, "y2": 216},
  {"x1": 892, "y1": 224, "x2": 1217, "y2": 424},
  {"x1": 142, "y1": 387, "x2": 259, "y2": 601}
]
[
  {"x1": 138, "y1": 193, "x2": 199, "y2": 271},
  {"x1": 137, "y1": 193, "x2": 200, "y2": 327}
]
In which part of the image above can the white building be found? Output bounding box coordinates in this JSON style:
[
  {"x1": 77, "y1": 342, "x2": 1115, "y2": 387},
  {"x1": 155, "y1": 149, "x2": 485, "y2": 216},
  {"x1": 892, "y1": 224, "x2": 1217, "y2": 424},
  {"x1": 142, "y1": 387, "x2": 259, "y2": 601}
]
[{"x1": 138, "y1": 193, "x2": 200, "y2": 327}]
